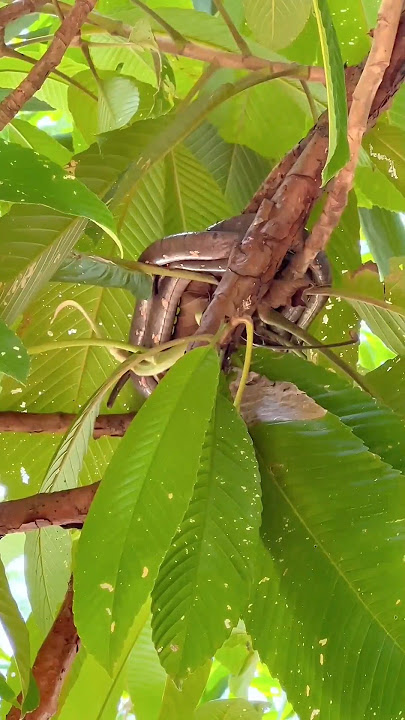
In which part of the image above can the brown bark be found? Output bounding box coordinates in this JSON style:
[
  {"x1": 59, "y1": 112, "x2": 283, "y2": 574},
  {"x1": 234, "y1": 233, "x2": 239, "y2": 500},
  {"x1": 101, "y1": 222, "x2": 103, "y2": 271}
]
[
  {"x1": 284, "y1": 0, "x2": 403, "y2": 281},
  {"x1": 0, "y1": 412, "x2": 135, "y2": 437},
  {"x1": 0, "y1": 483, "x2": 98, "y2": 536},
  {"x1": 0, "y1": 0, "x2": 97, "y2": 130},
  {"x1": 0, "y1": 0, "x2": 47, "y2": 29},
  {"x1": 7, "y1": 580, "x2": 79, "y2": 720},
  {"x1": 196, "y1": 11, "x2": 405, "y2": 340}
]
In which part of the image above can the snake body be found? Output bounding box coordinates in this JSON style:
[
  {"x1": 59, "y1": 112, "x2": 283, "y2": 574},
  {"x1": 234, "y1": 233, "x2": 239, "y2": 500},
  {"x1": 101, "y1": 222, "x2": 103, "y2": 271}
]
[{"x1": 108, "y1": 214, "x2": 331, "y2": 404}]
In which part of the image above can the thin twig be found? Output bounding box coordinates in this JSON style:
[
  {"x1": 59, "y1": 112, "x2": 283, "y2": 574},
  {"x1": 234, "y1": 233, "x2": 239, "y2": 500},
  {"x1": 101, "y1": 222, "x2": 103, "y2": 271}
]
[
  {"x1": 299, "y1": 79, "x2": 318, "y2": 124},
  {"x1": 212, "y1": 0, "x2": 251, "y2": 57},
  {"x1": 0, "y1": 0, "x2": 98, "y2": 129},
  {"x1": 177, "y1": 62, "x2": 219, "y2": 109},
  {"x1": 284, "y1": 0, "x2": 403, "y2": 281},
  {"x1": 51, "y1": 0, "x2": 64, "y2": 21},
  {"x1": 129, "y1": 0, "x2": 186, "y2": 49},
  {"x1": 0, "y1": 43, "x2": 97, "y2": 100}
]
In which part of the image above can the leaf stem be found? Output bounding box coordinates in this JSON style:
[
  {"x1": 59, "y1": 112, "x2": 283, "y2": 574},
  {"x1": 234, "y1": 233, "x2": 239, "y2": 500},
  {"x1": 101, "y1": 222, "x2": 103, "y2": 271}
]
[
  {"x1": 129, "y1": 0, "x2": 187, "y2": 49},
  {"x1": 230, "y1": 316, "x2": 254, "y2": 412},
  {"x1": 212, "y1": 0, "x2": 251, "y2": 57},
  {"x1": 258, "y1": 307, "x2": 371, "y2": 394}
]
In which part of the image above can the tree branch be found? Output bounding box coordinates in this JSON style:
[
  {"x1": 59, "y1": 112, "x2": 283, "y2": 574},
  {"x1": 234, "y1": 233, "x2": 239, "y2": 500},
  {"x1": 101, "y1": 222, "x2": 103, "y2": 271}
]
[
  {"x1": 281, "y1": 0, "x2": 404, "y2": 282},
  {"x1": 0, "y1": 0, "x2": 47, "y2": 29},
  {"x1": 0, "y1": 412, "x2": 135, "y2": 437},
  {"x1": 195, "y1": 10, "x2": 405, "y2": 338},
  {"x1": 0, "y1": 0, "x2": 97, "y2": 130},
  {"x1": 43, "y1": 3, "x2": 326, "y2": 83},
  {"x1": 7, "y1": 579, "x2": 79, "y2": 720},
  {"x1": 0, "y1": 483, "x2": 98, "y2": 536}
]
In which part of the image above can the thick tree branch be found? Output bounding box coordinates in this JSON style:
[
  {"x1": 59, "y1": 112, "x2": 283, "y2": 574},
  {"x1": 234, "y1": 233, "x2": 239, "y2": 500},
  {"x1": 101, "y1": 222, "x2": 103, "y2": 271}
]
[
  {"x1": 0, "y1": 412, "x2": 135, "y2": 437},
  {"x1": 196, "y1": 10, "x2": 405, "y2": 338},
  {"x1": 0, "y1": 0, "x2": 47, "y2": 29},
  {"x1": 0, "y1": 483, "x2": 98, "y2": 536},
  {"x1": 44, "y1": 3, "x2": 326, "y2": 83},
  {"x1": 0, "y1": 0, "x2": 97, "y2": 129},
  {"x1": 7, "y1": 580, "x2": 79, "y2": 720},
  {"x1": 280, "y1": 0, "x2": 404, "y2": 282}
]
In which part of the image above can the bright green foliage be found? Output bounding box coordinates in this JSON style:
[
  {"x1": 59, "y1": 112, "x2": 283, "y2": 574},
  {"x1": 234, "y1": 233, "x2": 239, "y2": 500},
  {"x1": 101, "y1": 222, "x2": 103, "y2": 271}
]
[
  {"x1": 74, "y1": 347, "x2": 219, "y2": 670},
  {"x1": 0, "y1": 1, "x2": 405, "y2": 719}
]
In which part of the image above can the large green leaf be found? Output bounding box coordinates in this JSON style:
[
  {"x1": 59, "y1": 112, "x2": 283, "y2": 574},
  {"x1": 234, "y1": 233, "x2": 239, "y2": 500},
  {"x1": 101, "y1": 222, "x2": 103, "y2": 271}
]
[
  {"x1": 158, "y1": 662, "x2": 212, "y2": 720},
  {"x1": 53, "y1": 252, "x2": 152, "y2": 298},
  {"x1": 127, "y1": 619, "x2": 166, "y2": 720},
  {"x1": 164, "y1": 144, "x2": 231, "y2": 235},
  {"x1": 152, "y1": 393, "x2": 261, "y2": 680},
  {"x1": 249, "y1": 349, "x2": 405, "y2": 475},
  {"x1": 359, "y1": 207, "x2": 405, "y2": 279},
  {"x1": 24, "y1": 528, "x2": 71, "y2": 635},
  {"x1": 0, "y1": 320, "x2": 29, "y2": 382},
  {"x1": 0, "y1": 558, "x2": 31, "y2": 701},
  {"x1": 56, "y1": 601, "x2": 149, "y2": 720},
  {"x1": 0, "y1": 141, "x2": 117, "y2": 241},
  {"x1": 365, "y1": 356, "x2": 405, "y2": 419},
  {"x1": 185, "y1": 123, "x2": 270, "y2": 213},
  {"x1": 194, "y1": 699, "x2": 266, "y2": 718},
  {"x1": 322, "y1": 265, "x2": 405, "y2": 355},
  {"x1": 74, "y1": 347, "x2": 220, "y2": 670},
  {"x1": 312, "y1": 0, "x2": 349, "y2": 183},
  {"x1": 247, "y1": 412, "x2": 405, "y2": 720},
  {"x1": 208, "y1": 69, "x2": 321, "y2": 162},
  {"x1": 0, "y1": 211, "x2": 88, "y2": 325},
  {"x1": 98, "y1": 76, "x2": 141, "y2": 133},
  {"x1": 355, "y1": 148, "x2": 405, "y2": 213},
  {"x1": 6, "y1": 118, "x2": 72, "y2": 166},
  {"x1": 243, "y1": 0, "x2": 312, "y2": 51},
  {"x1": 364, "y1": 123, "x2": 405, "y2": 205}
]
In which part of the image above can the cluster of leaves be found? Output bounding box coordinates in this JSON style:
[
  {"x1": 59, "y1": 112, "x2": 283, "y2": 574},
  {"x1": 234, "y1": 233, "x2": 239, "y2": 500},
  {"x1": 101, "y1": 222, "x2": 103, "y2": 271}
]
[{"x1": 0, "y1": 0, "x2": 405, "y2": 718}]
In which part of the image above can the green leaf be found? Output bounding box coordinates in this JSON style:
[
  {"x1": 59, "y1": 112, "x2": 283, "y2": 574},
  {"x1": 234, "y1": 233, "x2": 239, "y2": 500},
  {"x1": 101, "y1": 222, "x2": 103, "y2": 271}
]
[
  {"x1": 0, "y1": 210, "x2": 88, "y2": 325},
  {"x1": 249, "y1": 349, "x2": 405, "y2": 476},
  {"x1": 243, "y1": 0, "x2": 312, "y2": 51},
  {"x1": 98, "y1": 76, "x2": 140, "y2": 133},
  {"x1": 74, "y1": 347, "x2": 220, "y2": 671},
  {"x1": 164, "y1": 144, "x2": 231, "y2": 235},
  {"x1": 0, "y1": 320, "x2": 29, "y2": 382},
  {"x1": 208, "y1": 69, "x2": 320, "y2": 162},
  {"x1": 158, "y1": 662, "x2": 212, "y2": 720},
  {"x1": 25, "y1": 528, "x2": 71, "y2": 634},
  {"x1": 359, "y1": 207, "x2": 405, "y2": 279},
  {"x1": 359, "y1": 326, "x2": 395, "y2": 371},
  {"x1": 365, "y1": 356, "x2": 405, "y2": 418},
  {"x1": 0, "y1": 558, "x2": 31, "y2": 700},
  {"x1": 0, "y1": 674, "x2": 15, "y2": 704},
  {"x1": 327, "y1": 265, "x2": 405, "y2": 355},
  {"x1": 194, "y1": 698, "x2": 266, "y2": 718},
  {"x1": 127, "y1": 619, "x2": 166, "y2": 720},
  {"x1": 0, "y1": 141, "x2": 117, "y2": 242},
  {"x1": 312, "y1": 0, "x2": 349, "y2": 183},
  {"x1": 247, "y1": 413, "x2": 405, "y2": 720},
  {"x1": 365, "y1": 123, "x2": 405, "y2": 204},
  {"x1": 53, "y1": 252, "x2": 152, "y2": 299},
  {"x1": 185, "y1": 124, "x2": 270, "y2": 213},
  {"x1": 57, "y1": 601, "x2": 149, "y2": 720},
  {"x1": 152, "y1": 393, "x2": 261, "y2": 680},
  {"x1": 6, "y1": 118, "x2": 71, "y2": 166},
  {"x1": 355, "y1": 148, "x2": 405, "y2": 213}
]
